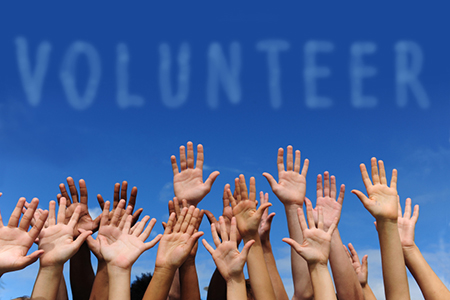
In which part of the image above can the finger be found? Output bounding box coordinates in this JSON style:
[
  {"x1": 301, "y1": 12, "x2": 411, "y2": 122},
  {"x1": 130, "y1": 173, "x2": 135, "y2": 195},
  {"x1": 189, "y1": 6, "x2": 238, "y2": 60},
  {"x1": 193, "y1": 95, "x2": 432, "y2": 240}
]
[
  {"x1": 286, "y1": 145, "x2": 294, "y2": 171},
  {"x1": 173, "y1": 197, "x2": 181, "y2": 217},
  {"x1": 359, "y1": 163, "x2": 373, "y2": 191},
  {"x1": 412, "y1": 204, "x2": 419, "y2": 222},
  {"x1": 262, "y1": 172, "x2": 278, "y2": 190},
  {"x1": 202, "y1": 239, "x2": 215, "y2": 255},
  {"x1": 337, "y1": 184, "x2": 345, "y2": 206},
  {"x1": 249, "y1": 177, "x2": 256, "y2": 201},
  {"x1": 57, "y1": 197, "x2": 67, "y2": 224},
  {"x1": 265, "y1": 213, "x2": 276, "y2": 228},
  {"x1": 168, "y1": 199, "x2": 175, "y2": 216},
  {"x1": 228, "y1": 189, "x2": 237, "y2": 208},
  {"x1": 113, "y1": 183, "x2": 121, "y2": 208},
  {"x1": 111, "y1": 200, "x2": 126, "y2": 226},
  {"x1": 297, "y1": 207, "x2": 308, "y2": 232},
  {"x1": 174, "y1": 207, "x2": 188, "y2": 233},
  {"x1": 165, "y1": 212, "x2": 176, "y2": 234},
  {"x1": 144, "y1": 233, "x2": 162, "y2": 250},
  {"x1": 59, "y1": 183, "x2": 71, "y2": 204},
  {"x1": 19, "y1": 198, "x2": 39, "y2": 231},
  {"x1": 255, "y1": 202, "x2": 272, "y2": 221},
  {"x1": 351, "y1": 190, "x2": 370, "y2": 208},
  {"x1": 187, "y1": 141, "x2": 194, "y2": 169},
  {"x1": 316, "y1": 174, "x2": 323, "y2": 199},
  {"x1": 317, "y1": 206, "x2": 324, "y2": 230},
  {"x1": 323, "y1": 172, "x2": 330, "y2": 197},
  {"x1": 390, "y1": 169, "x2": 398, "y2": 191},
  {"x1": 186, "y1": 231, "x2": 204, "y2": 250},
  {"x1": 179, "y1": 145, "x2": 187, "y2": 171},
  {"x1": 100, "y1": 201, "x2": 111, "y2": 227},
  {"x1": 219, "y1": 216, "x2": 228, "y2": 241},
  {"x1": 327, "y1": 217, "x2": 338, "y2": 235},
  {"x1": 68, "y1": 205, "x2": 82, "y2": 228},
  {"x1": 223, "y1": 184, "x2": 231, "y2": 208},
  {"x1": 204, "y1": 210, "x2": 218, "y2": 226},
  {"x1": 230, "y1": 217, "x2": 237, "y2": 242},
  {"x1": 240, "y1": 239, "x2": 255, "y2": 260},
  {"x1": 348, "y1": 243, "x2": 360, "y2": 262},
  {"x1": 72, "y1": 230, "x2": 93, "y2": 250},
  {"x1": 171, "y1": 155, "x2": 180, "y2": 175},
  {"x1": 129, "y1": 186, "x2": 137, "y2": 209},
  {"x1": 139, "y1": 217, "x2": 156, "y2": 240},
  {"x1": 194, "y1": 210, "x2": 204, "y2": 231},
  {"x1": 282, "y1": 238, "x2": 302, "y2": 254},
  {"x1": 304, "y1": 199, "x2": 315, "y2": 229},
  {"x1": 205, "y1": 171, "x2": 220, "y2": 190},
  {"x1": 370, "y1": 158, "x2": 380, "y2": 185},
  {"x1": 211, "y1": 223, "x2": 221, "y2": 247},
  {"x1": 330, "y1": 175, "x2": 336, "y2": 199},
  {"x1": 378, "y1": 160, "x2": 387, "y2": 185},
  {"x1": 195, "y1": 144, "x2": 204, "y2": 171},
  {"x1": 9, "y1": 197, "x2": 26, "y2": 228},
  {"x1": 301, "y1": 158, "x2": 309, "y2": 177},
  {"x1": 239, "y1": 175, "x2": 248, "y2": 200},
  {"x1": 28, "y1": 210, "x2": 48, "y2": 240},
  {"x1": 120, "y1": 181, "x2": 128, "y2": 202},
  {"x1": 67, "y1": 177, "x2": 79, "y2": 203},
  {"x1": 132, "y1": 208, "x2": 143, "y2": 226},
  {"x1": 48, "y1": 201, "x2": 57, "y2": 226},
  {"x1": 79, "y1": 179, "x2": 88, "y2": 205},
  {"x1": 234, "y1": 178, "x2": 241, "y2": 203},
  {"x1": 184, "y1": 207, "x2": 198, "y2": 234},
  {"x1": 260, "y1": 192, "x2": 268, "y2": 218},
  {"x1": 277, "y1": 148, "x2": 285, "y2": 173},
  {"x1": 343, "y1": 245, "x2": 352, "y2": 260},
  {"x1": 97, "y1": 194, "x2": 105, "y2": 210},
  {"x1": 119, "y1": 205, "x2": 133, "y2": 231},
  {"x1": 404, "y1": 198, "x2": 412, "y2": 219},
  {"x1": 362, "y1": 255, "x2": 368, "y2": 274},
  {"x1": 294, "y1": 150, "x2": 301, "y2": 173},
  {"x1": 17, "y1": 249, "x2": 45, "y2": 269}
]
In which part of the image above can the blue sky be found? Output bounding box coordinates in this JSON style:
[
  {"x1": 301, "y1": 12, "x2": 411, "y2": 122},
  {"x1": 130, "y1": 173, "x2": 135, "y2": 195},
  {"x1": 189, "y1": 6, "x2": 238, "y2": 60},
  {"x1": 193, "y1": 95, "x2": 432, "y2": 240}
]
[{"x1": 1, "y1": 1, "x2": 450, "y2": 299}]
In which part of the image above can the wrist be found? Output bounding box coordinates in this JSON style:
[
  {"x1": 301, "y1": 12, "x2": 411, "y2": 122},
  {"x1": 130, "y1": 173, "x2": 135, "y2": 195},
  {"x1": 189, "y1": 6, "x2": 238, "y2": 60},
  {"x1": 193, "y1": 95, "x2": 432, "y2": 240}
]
[
  {"x1": 402, "y1": 243, "x2": 419, "y2": 257},
  {"x1": 308, "y1": 261, "x2": 329, "y2": 273},
  {"x1": 226, "y1": 272, "x2": 246, "y2": 286}
]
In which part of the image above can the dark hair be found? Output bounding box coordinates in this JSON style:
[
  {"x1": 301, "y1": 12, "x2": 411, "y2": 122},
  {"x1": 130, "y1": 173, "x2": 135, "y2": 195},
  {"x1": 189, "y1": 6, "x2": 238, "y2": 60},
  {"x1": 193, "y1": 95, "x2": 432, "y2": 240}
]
[{"x1": 130, "y1": 272, "x2": 153, "y2": 300}]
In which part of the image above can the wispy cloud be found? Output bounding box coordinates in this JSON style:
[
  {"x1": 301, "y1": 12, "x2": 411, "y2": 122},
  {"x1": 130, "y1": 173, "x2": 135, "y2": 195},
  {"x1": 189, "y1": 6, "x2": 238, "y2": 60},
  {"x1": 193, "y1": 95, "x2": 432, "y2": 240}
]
[{"x1": 159, "y1": 182, "x2": 173, "y2": 202}]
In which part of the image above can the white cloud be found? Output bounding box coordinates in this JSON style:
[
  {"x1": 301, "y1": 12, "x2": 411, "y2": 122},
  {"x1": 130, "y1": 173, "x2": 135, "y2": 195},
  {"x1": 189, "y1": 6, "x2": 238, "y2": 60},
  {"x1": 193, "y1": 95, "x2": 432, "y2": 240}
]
[{"x1": 159, "y1": 182, "x2": 174, "y2": 202}]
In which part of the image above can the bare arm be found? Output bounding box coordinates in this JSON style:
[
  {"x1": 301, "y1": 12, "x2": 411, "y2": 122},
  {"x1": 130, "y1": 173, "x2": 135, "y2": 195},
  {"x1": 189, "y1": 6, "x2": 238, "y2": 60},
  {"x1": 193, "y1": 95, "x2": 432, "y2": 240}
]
[
  {"x1": 283, "y1": 201, "x2": 337, "y2": 300},
  {"x1": 230, "y1": 175, "x2": 276, "y2": 300},
  {"x1": 259, "y1": 192, "x2": 289, "y2": 300},
  {"x1": 344, "y1": 244, "x2": 377, "y2": 300},
  {"x1": 398, "y1": 198, "x2": 450, "y2": 299},
  {"x1": 352, "y1": 158, "x2": 410, "y2": 300},
  {"x1": 263, "y1": 146, "x2": 313, "y2": 300}
]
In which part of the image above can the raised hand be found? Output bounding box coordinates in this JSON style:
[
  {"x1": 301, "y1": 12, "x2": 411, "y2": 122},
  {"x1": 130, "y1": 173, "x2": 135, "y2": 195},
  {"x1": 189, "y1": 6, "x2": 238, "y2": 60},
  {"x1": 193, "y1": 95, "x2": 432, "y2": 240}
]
[
  {"x1": 397, "y1": 198, "x2": 419, "y2": 250},
  {"x1": 171, "y1": 141, "x2": 220, "y2": 207},
  {"x1": 203, "y1": 217, "x2": 254, "y2": 282},
  {"x1": 283, "y1": 199, "x2": 337, "y2": 266},
  {"x1": 352, "y1": 158, "x2": 398, "y2": 221},
  {"x1": 155, "y1": 206, "x2": 204, "y2": 271},
  {"x1": 97, "y1": 201, "x2": 161, "y2": 271},
  {"x1": 258, "y1": 191, "x2": 275, "y2": 243},
  {"x1": 38, "y1": 197, "x2": 92, "y2": 267},
  {"x1": 263, "y1": 146, "x2": 309, "y2": 206},
  {"x1": 314, "y1": 172, "x2": 345, "y2": 231},
  {"x1": 205, "y1": 183, "x2": 242, "y2": 244},
  {"x1": 57, "y1": 177, "x2": 101, "y2": 236},
  {"x1": 228, "y1": 175, "x2": 271, "y2": 239},
  {"x1": 97, "y1": 181, "x2": 143, "y2": 226},
  {"x1": 0, "y1": 197, "x2": 48, "y2": 276},
  {"x1": 344, "y1": 243, "x2": 369, "y2": 287}
]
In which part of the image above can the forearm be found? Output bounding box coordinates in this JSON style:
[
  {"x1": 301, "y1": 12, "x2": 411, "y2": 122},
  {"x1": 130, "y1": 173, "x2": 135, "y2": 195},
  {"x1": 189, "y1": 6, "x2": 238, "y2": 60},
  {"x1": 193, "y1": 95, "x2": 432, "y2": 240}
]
[
  {"x1": 403, "y1": 244, "x2": 450, "y2": 299},
  {"x1": 57, "y1": 275, "x2": 69, "y2": 300},
  {"x1": 144, "y1": 266, "x2": 177, "y2": 300},
  {"x1": 262, "y1": 240, "x2": 289, "y2": 300},
  {"x1": 32, "y1": 265, "x2": 64, "y2": 300},
  {"x1": 308, "y1": 263, "x2": 336, "y2": 300},
  {"x1": 377, "y1": 220, "x2": 410, "y2": 300},
  {"x1": 207, "y1": 268, "x2": 227, "y2": 300},
  {"x1": 284, "y1": 205, "x2": 313, "y2": 300},
  {"x1": 179, "y1": 259, "x2": 201, "y2": 300},
  {"x1": 168, "y1": 269, "x2": 181, "y2": 300},
  {"x1": 107, "y1": 266, "x2": 131, "y2": 300},
  {"x1": 244, "y1": 234, "x2": 276, "y2": 300},
  {"x1": 362, "y1": 284, "x2": 377, "y2": 300},
  {"x1": 328, "y1": 230, "x2": 364, "y2": 300},
  {"x1": 89, "y1": 260, "x2": 109, "y2": 300},
  {"x1": 226, "y1": 273, "x2": 247, "y2": 300},
  {"x1": 70, "y1": 242, "x2": 95, "y2": 300}
]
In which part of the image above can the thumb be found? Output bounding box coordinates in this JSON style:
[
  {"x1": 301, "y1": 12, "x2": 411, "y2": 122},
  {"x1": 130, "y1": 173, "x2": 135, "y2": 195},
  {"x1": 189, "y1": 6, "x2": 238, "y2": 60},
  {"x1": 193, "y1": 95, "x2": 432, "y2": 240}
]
[
  {"x1": 18, "y1": 249, "x2": 44, "y2": 269},
  {"x1": 262, "y1": 173, "x2": 277, "y2": 190},
  {"x1": 205, "y1": 171, "x2": 220, "y2": 189},
  {"x1": 351, "y1": 190, "x2": 370, "y2": 207},
  {"x1": 255, "y1": 203, "x2": 272, "y2": 220},
  {"x1": 204, "y1": 210, "x2": 218, "y2": 225},
  {"x1": 240, "y1": 239, "x2": 255, "y2": 260}
]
